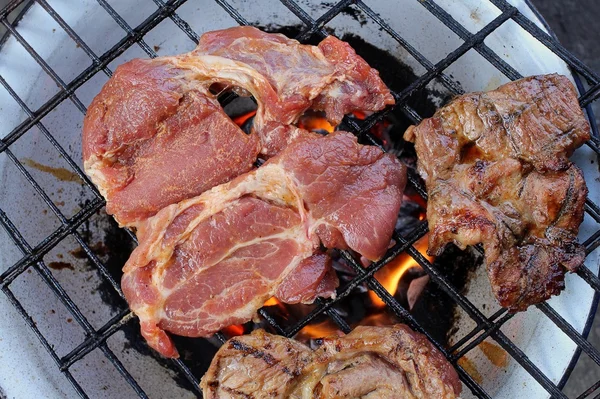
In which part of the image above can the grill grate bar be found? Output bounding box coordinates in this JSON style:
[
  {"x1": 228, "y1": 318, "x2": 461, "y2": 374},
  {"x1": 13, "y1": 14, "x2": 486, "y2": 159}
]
[
  {"x1": 151, "y1": 0, "x2": 200, "y2": 44},
  {"x1": 2, "y1": 286, "x2": 90, "y2": 398},
  {"x1": 577, "y1": 379, "x2": 600, "y2": 399},
  {"x1": 450, "y1": 312, "x2": 514, "y2": 362},
  {"x1": 0, "y1": 17, "x2": 87, "y2": 113},
  {"x1": 353, "y1": 0, "x2": 463, "y2": 96},
  {"x1": 35, "y1": 0, "x2": 112, "y2": 78},
  {"x1": 490, "y1": 0, "x2": 600, "y2": 85},
  {"x1": 584, "y1": 229, "x2": 600, "y2": 256},
  {"x1": 61, "y1": 310, "x2": 133, "y2": 370},
  {"x1": 0, "y1": 0, "x2": 599, "y2": 397},
  {"x1": 415, "y1": 0, "x2": 523, "y2": 81},
  {"x1": 95, "y1": 0, "x2": 157, "y2": 58},
  {"x1": 537, "y1": 302, "x2": 600, "y2": 367}
]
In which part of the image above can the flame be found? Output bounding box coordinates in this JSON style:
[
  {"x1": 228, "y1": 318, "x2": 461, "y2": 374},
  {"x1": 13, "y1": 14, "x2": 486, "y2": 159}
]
[
  {"x1": 222, "y1": 324, "x2": 244, "y2": 336},
  {"x1": 368, "y1": 235, "x2": 432, "y2": 308},
  {"x1": 263, "y1": 297, "x2": 279, "y2": 307},
  {"x1": 232, "y1": 110, "x2": 257, "y2": 126},
  {"x1": 298, "y1": 113, "x2": 336, "y2": 133},
  {"x1": 296, "y1": 319, "x2": 342, "y2": 341}
]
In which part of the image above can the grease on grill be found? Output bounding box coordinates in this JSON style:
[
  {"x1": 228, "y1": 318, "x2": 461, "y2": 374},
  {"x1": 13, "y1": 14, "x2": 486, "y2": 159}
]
[
  {"x1": 48, "y1": 261, "x2": 75, "y2": 271},
  {"x1": 21, "y1": 158, "x2": 83, "y2": 184}
]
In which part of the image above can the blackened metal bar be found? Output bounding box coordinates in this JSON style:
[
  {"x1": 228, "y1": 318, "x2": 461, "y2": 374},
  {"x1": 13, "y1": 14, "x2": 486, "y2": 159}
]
[
  {"x1": 71, "y1": 231, "x2": 124, "y2": 296},
  {"x1": 295, "y1": 0, "x2": 353, "y2": 41},
  {"x1": 258, "y1": 308, "x2": 287, "y2": 335},
  {"x1": 404, "y1": 242, "x2": 567, "y2": 398},
  {"x1": 337, "y1": 249, "x2": 492, "y2": 399},
  {"x1": 354, "y1": 0, "x2": 463, "y2": 96},
  {"x1": 0, "y1": 18, "x2": 87, "y2": 113},
  {"x1": 392, "y1": 11, "x2": 516, "y2": 106},
  {"x1": 0, "y1": 74, "x2": 101, "y2": 198},
  {"x1": 61, "y1": 310, "x2": 133, "y2": 370},
  {"x1": 450, "y1": 312, "x2": 514, "y2": 361},
  {"x1": 1, "y1": 287, "x2": 90, "y2": 398},
  {"x1": 415, "y1": 0, "x2": 522, "y2": 81},
  {"x1": 0, "y1": 0, "x2": 188, "y2": 154},
  {"x1": 577, "y1": 266, "x2": 600, "y2": 292},
  {"x1": 586, "y1": 200, "x2": 600, "y2": 223},
  {"x1": 448, "y1": 308, "x2": 508, "y2": 353},
  {"x1": 0, "y1": 197, "x2": 104, "y2": 285},
  {"x1": 0, "y1": 0, "x2": 26, "y2": 18},
  {"x1": 35, "y1": 0, "x2": 112, "y2": 77},
  {"x1": 99, "y1": 344, "x2": 149, "y2": 399},
  {"x1": 488, "y1": 0, "x2": 600, "y2": 85},
  {"x1": 278, "y1": 0, "x2": 318, "y2": 26},
  {"x1": 579, "y1": 82, "x2": 600, "y2": 108},
  {"x1": 95, "y1": 0, "x2": 157, "y2": 58},
  {"x1": 213, "y1": 0, "x2": 250, "y2": 26},
  {"x1": 537, "y1": 302, "x2": 600, "y2": 367},
  {"x1": 170, "y1": 358, "x2": 204, "y2": 395},
  {"x1": 584, "y1": 229, "x2": 600, "y2": 256},
  {"x1": 577, "y1": 380, "x2": 600, "y2": 399},
  {"x1": 151, "y1": 0, "x2": 200, "y2": 44}
]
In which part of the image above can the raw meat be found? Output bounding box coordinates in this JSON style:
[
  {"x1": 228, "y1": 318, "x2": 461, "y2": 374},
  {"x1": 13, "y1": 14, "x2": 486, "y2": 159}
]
[
  {"x1": 83, "y1": 27, "x2": 394, "y2": 226},
  {"x1": 122, "y1": 132, "x2": 406, "y2": 357}
]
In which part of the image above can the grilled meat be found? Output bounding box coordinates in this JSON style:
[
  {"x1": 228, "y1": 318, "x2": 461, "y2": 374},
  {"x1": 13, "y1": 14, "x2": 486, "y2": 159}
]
[
  {"x1": 200, "y1": 325, "x2": 462, "y2": 399},
  {"x1": 404, "y1": 74, "x2": 590, "y2": 311},
  {"x1": 122, "y1": 132, "x2": 406, "y2": 357},
  {"x1": 82, "y1": 27, "x2": 393, "y2": 226}
]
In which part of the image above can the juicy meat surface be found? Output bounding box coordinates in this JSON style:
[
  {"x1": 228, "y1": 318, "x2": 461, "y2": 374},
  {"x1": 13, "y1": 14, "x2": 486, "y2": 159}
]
[
  {"x1": 200, "y1": 325, "x2": 462, "y2": 399},
  {"x1": 82, "y1": 59, "x2": 260, "y2": 226},
  {"x1": 122, "y1": 132, "x2": 406, "y2": 357},
  {"x1": 404, "y1": 74, "x2": 590, "y2": 311},
  {"x1": 83, "y1": 27, "x2": 394, "y2": 226}
]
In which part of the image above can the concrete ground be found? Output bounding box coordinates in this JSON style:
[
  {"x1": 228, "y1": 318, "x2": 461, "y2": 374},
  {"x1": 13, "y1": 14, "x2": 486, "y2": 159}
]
[{"x1": 0, "y1": 0, "x2": 599, "y2": 397}]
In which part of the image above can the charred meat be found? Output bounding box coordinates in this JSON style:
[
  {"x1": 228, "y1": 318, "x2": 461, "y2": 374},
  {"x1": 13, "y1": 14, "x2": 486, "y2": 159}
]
[
  {"x1": 200, "y1": 325, "x2": 462, "y2": 399},
  {"x1": 404, "y1": 74, "x2": 590, "y2": 311}
]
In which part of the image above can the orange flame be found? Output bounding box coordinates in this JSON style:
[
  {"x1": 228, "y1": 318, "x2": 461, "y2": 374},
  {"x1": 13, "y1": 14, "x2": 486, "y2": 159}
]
[
  {"x1": 296, "y1": 319, "x2": 342, "y2": 341},
  {"x1": 368, "y1": 235, "x2": 431, "y2": 308},
  {"x1": 232, "y1": 110, "x2": 257, "y2": 126},
  {"x1": 222, "y1": 324, "x2": 244, "y2": 336},
  {"x1": 263, "y1": 297, "x2": 279, "y2": 307},
  {"x1": 298, "y1": 113, "x2": 336, "y2": 133}
]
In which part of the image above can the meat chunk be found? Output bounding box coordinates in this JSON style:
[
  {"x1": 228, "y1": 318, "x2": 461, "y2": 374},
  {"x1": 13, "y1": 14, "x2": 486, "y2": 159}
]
[
  {"x1": 83, "y1": 27, "x2": 394, "y2": 225},
  {"x1": 200, "y1": 325, "x2": 462, "y2": 399},
  {"x1": 122, "y1": 132, "x2": 406, "y2": 357},
  {"x1": 82, "y1": 59, "x2": 260, "y2": 226},
  {"x1": 195, "y1": 26, "x2": 395, "y2": 127},
  {"x1": 404, "y1": 74, "x2": 590, "y2": 311}
]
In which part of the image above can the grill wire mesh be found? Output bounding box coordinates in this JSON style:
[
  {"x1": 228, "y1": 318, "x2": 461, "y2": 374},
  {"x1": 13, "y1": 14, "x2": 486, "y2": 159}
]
[{"x1": 0, "y1": 0, "x2": 599, "y2": 398}]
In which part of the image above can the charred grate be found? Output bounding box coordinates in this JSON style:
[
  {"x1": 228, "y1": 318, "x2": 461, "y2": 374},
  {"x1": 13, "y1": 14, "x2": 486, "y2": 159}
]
[{"x1": 0, "y1": 0, "x2": 598, "y2": 398}]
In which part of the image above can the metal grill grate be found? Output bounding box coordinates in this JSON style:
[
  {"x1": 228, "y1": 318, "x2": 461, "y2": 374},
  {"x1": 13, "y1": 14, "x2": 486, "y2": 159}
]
[{"x1": 0, "y1": 0, "x2": 599, "y2": 398}]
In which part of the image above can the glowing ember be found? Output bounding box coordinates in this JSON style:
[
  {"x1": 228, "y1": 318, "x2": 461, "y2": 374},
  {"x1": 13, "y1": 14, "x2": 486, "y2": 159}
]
[
  {"x1": 369, "y1": 235, "x2": 432, "y2": 308},
  {"x1": 298, "y1": 111, "x2": 336, "y2": 133},
  {"x1": 232, "y1": 110, "x2": 257, "y2": 126},
  {"x1": 263, "y1": 297, "x2": 279, "y2": 307},
  {"x1": 222, "y1": 324, "x2": 244, "y2": 337},
  {"x1": 296, "y1": 319, "x2": 342, "y2": 341}
]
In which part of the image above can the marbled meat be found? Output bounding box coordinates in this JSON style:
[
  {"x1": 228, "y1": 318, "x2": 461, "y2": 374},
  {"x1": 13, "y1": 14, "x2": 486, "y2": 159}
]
[{"x1": 121, "y1": 132, "x2": 406, "y2": 357}]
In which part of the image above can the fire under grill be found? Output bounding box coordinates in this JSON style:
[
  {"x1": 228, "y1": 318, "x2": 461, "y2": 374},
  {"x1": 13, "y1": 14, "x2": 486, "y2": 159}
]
[{"x1": 0, "y1": 0, "x2": 599, "y2": 398}]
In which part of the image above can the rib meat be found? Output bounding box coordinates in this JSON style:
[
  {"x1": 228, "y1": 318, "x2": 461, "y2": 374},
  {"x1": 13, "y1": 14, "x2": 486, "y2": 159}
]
[
  {"x1": 200, "y1": 325, "x2": 462, "y2": 399},
  {"x1": 82, "y1": 27, "x2": 394, "y2": 226},
  {"x1": 404, "y1": 74, "x2": 590, "y2": 311},
  {"x1": 122, "y1": 132, "x2": 406, "y2": 357}
]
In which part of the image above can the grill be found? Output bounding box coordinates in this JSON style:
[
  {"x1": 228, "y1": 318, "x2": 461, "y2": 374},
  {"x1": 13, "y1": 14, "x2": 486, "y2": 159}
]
[{"x1": 0, "y1": 0, "x2": 599, "y2": 398}]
